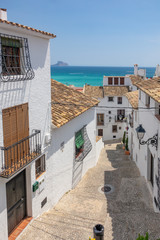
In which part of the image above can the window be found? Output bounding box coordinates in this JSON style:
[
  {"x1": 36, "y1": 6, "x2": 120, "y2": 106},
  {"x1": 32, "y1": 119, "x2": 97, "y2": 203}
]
[
  {"x1": 75, "y1": 126, "x2": 92, "y2": 161},
  {"x1": 117, "y1": 97, "x2": 122, "y2": 104},
  {"x1": 108, "y1": 77, "x2": 113, "y2": 85},
  {"x1": 98, "y1": 129, "x2": 103, "y2": 136},
  {"x1": 108, "y1": 111, "x2": 111, "y2": 114},
  {"x1": 117, "y1": 109, "x2": 125, "y2": 120},
  {"x1": 119, "y1": 126, "x2": 121, "y2": 130},
  {"x1": 2, "y1": 39, "x2": 21, "y2": 75},
  {"x1": 35, "y1": 155, "x2": 45, "y2": 179},
  {"x1": 139, "y1": 90, "x2": 141, "y2": 100},
  {"x1": 114, "y1": 77, "x2": 118, "y2": 85},
  {"x1": 0, "y1": 33, "x2": 34, "y2": 81},
  {"x1": 120, "y1": 77, "x2": 124, "y2": 85},
  {"x1": 97, "y1": 114, "x2": 104, "y2": 126},
  {"x1": 75, "y1": 129, "x2": 84, "y2": 158},
  {"x1": 112, "y1": 125, "x2": 117, "y2": 133},
  {"x1": 108, "y1": 97, "x2": 114, "y2": 102}
]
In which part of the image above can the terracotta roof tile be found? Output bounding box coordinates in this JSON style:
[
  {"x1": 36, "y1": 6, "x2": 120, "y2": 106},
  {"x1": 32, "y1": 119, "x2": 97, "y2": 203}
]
[
  {"x1": 125, "y1": 90, "x2": 139, "y2": 109},
  {"x1": 83, "y1": 85, "x2": 103, "y2": 98},
  {"x1": 103, "y1": 86, "x2": 129, "y2": 96},
  {"x1": 134, "y1": 79, "x2": 160, "y2": 103},
  {"x1": 0, "y1": 19, "x2": 56, "y2": 38},
  {"x1": 129, "y1": 75, "x2": 143, "y2": 85},
  {"x1": 83, "y1": 85, "x2": 129, "y2": 98},
  {"x1": 51, "y1": 80, "x2": 99, "y2": 128}
]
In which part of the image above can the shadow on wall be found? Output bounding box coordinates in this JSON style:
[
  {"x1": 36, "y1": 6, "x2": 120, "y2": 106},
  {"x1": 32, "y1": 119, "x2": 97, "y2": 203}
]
[
  {"x1": 103, "y1": 143, "x2": 160, "y2": 239},
  {"x1": 0, "y1": 80, "x2": 29, "y2": 109}
]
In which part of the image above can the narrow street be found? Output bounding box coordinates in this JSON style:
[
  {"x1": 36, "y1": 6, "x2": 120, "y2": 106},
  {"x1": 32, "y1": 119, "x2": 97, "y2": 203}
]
[{"x1": 19, "y1": 141, "x2": 160, "y2": 240}]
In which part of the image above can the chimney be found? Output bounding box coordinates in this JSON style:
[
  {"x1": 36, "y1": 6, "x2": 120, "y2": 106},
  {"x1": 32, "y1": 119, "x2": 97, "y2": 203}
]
[
  {"x1": 134, "y1": 64, "x2": 138, "y2": 76},
  {"x1": 0, "y1": 8, "x2": 7, "y2": 21}
]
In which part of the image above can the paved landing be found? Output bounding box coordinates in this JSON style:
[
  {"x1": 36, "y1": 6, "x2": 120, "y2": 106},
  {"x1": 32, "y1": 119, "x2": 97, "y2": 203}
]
[{"x1": 18, "y1": 142, "x2": 160, "y2": 240}]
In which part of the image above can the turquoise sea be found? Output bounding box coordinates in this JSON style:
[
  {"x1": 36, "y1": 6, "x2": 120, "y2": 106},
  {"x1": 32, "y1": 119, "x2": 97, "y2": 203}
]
[{"x1": 51, "y1": 66, "x2": 156, "y2": 87}]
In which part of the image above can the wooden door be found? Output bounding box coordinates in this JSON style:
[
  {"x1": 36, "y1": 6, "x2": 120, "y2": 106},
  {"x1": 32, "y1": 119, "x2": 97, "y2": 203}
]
[
  {"x1": 7, "y1": 170, "x2": 26, "y2": 235},
  {"x1": 2, "y1": 103, "x2": 29, "y2": 169}
]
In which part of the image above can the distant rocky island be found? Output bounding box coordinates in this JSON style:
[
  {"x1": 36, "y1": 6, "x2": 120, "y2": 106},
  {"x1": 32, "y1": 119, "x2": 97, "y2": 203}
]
[{"x1": 53, "y1": 61, "x2": 68, "y2": 66}]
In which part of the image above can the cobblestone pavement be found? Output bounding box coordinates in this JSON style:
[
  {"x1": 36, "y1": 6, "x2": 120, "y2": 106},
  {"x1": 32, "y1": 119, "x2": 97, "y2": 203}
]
[{"x1": 19, "y1": 142, "x2": 160, "y2": 240}]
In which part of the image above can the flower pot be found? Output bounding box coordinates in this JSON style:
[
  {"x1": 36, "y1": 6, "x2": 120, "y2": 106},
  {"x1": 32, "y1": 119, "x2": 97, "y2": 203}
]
[{"x1": 125, "y1": 150, "x2": 130, "y2": 155}]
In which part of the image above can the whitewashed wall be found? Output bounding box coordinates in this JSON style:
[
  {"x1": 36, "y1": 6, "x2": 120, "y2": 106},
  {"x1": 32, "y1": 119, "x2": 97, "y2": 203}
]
[
  {"x1": 96, "y1": 138, "x2": 104, "y2": 164},
  {"x1": 127, "y1": 89, "x2": 160, "y2": 212},
  {"x1": 31, "y1": 108, "x2": 98, "y2": 218},
  {"x1": 96, "y1": 96, "x2": 128, "y2": 141},
  {"x1": 103, "y1": 76, "x2": 132, "y2": 86},
  {"x1": 0, "y1": 26, "x2": 52, "y2": 239}
]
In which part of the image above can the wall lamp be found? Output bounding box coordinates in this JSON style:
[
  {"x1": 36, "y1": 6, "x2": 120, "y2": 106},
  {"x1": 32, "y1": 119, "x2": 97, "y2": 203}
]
[{"x1": 136, "y1": 124, "x2": 158, "y2": 149}]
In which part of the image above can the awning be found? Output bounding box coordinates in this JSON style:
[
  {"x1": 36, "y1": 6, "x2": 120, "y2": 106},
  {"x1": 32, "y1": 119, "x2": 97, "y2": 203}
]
[{"x1": 75, "y1": 130, "x2": 84, "y2": 149}]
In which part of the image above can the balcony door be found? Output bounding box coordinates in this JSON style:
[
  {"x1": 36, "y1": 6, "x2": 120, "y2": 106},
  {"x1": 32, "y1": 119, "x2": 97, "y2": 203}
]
[{"x1": 2, "y1": 103, "x2": 29, "y2": 169}]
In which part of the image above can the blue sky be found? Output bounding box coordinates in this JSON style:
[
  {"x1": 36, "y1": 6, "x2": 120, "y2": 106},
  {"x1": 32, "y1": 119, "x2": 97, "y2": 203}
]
[{"x1": 1, "y1": 0, "x2": 160, "y2": 66}]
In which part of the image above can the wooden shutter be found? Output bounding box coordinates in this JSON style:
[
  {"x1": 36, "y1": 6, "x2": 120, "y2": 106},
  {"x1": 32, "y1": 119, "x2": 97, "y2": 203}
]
[
  {"x1": 114, "y1": 77, "x2": 118, "y2": 85},
  {"x1": 108, "y1": 77, "x2": 113, "y2": 85},
  {"x1": 120, "y1": 77, "x2": 124, "y2": 85},
  {"x1": 2, "y1": 103, "x2": 29, "y2": 168}
]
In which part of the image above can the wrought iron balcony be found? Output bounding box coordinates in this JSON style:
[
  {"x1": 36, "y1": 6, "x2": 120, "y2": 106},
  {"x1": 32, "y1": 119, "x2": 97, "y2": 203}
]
[{"x1": 0, "y1": 130, "x2": 41, "y2": 178}]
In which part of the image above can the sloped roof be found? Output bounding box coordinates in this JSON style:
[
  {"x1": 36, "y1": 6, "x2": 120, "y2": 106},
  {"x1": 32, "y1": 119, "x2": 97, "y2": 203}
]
[
  {"x1": 125, "y1": 90, "x2": 139, "y2": 109},
  {"x1": 83, "y1": 84, "x2": 129, "y2": 99},
  {"x1": 51, "y1": 80, "x2": 99, "y2": 128},
  {"x1": 129, "y1": 75, "x2": 143, "y2": 85},
  {"x1": 83, "y1": 85, "x2": 103, "y2": 98},
  {"x1": 0, "y1": 19, "x2": 56, "y2": 38},
  {"x1": 134, "y1": 79, "x2": 160, "y2": 103},
  {"x1": 103, "y1": 86, "x2": 129, "y2": 96}
]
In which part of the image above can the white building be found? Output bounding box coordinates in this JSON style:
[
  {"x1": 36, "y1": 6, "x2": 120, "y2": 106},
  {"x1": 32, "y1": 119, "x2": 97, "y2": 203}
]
[
  {"x1": 0, "y1": 8, "x2": 57, "y2": 239},
  {"x1": 126, "y1": 79, "x2": 160, "y2": 212},
  {"x1": 49, "y1": 80, "x2": 103, "y2": 203},
  {"x1": 84, "y1": 80, "x2": 130, "y2": 141}
]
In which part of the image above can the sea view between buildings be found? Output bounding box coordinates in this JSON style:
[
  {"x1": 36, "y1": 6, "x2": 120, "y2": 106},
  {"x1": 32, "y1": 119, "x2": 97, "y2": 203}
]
[{"x1": 51, "y1": 66, "x2": 156, "y2": 87}]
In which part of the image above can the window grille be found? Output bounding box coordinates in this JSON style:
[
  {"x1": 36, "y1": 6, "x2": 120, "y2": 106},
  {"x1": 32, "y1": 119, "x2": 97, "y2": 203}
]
[
  {"x1": 75, "y1": 125, "x2": 92, "y2": 162},
  {"x1": 0, "y1": 33, "x2": 34, "y2": 82}
]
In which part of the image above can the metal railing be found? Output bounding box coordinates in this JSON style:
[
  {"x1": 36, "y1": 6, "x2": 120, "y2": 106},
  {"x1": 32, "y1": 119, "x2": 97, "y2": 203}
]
[{"x1": 0, "y1": 130, "x2": 41, "y2": 178}]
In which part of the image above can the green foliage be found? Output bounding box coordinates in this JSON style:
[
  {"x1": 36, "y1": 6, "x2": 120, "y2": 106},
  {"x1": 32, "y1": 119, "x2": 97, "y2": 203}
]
[
  {"x1": 122, "y1": 131, "x2": 126, "y2": 144},
  {"x1": 136, "y1": 232, "x2": 160, "y2": 240},
  {"x1": 125, "y1": 136, "x2": 129, "y2": 151},
  {"x1": 136, "y1": 232, "x2": 148, "y2": 240}
]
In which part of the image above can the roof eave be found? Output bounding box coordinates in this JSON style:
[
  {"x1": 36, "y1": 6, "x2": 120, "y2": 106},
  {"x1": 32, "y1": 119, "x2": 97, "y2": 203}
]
[{"x1": 0, "y1": 20, "x2": 56, "y2": 39}]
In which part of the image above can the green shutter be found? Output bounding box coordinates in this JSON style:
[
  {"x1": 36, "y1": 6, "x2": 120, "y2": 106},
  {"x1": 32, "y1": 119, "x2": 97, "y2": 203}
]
[
  {"x1": 75, "y1": 130, "x2": 84, "y2": 149},
  {"x1": 1, "y1": 37, "x2": 22, "y2": 48}
]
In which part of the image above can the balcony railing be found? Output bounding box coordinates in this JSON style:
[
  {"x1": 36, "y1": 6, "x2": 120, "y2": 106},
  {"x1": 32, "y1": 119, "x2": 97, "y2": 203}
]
[{"x1": 0, "y1": 130, "x2": 41, "y2": 178}]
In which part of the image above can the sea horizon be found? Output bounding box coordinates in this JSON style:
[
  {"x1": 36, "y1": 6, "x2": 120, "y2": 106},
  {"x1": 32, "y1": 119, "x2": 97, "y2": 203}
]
[{"x1": 51, "y1": 66, "x2": 156, "y2": 87}]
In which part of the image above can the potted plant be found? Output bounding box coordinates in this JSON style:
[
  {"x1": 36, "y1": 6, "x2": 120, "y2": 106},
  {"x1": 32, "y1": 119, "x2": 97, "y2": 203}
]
[
  {"x1": 125, "y1": 137, "x2": 130, "y2": 155},
  {"x1": 122, "y1": 131, "x2": 126, "y2": 149}
]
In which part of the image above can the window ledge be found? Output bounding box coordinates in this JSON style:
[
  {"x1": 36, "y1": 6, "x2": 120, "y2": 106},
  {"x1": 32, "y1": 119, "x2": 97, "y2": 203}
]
[{"x1": 36, "y1": 171, "x2": 46, "y2": 180}]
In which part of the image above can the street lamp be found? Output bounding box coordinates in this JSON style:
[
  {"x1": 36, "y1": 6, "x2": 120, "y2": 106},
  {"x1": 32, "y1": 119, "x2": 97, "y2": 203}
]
[{"x1": 135, "y1": 124, "x2": 158, "y2": 149}]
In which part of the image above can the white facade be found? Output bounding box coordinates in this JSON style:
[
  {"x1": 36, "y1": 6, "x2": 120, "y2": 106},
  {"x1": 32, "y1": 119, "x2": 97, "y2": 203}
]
[
  {"x1": 103, "y1": 75, "x2": 132, "y2": 86},
  {"x1": 126, "y1": 89, "x2": 160, "y2": 212},
  {"x1": 0, "y1": 12, "x2": 104, "y2": 239},
  {"x1": 96, "y1": 96, "x2": 128, "y2": 141},
  {"x1": 32, "y1": 108, "x2": 104, "y2": 218}
]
